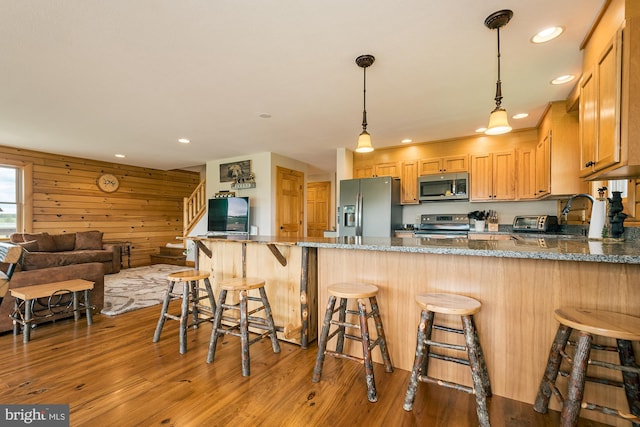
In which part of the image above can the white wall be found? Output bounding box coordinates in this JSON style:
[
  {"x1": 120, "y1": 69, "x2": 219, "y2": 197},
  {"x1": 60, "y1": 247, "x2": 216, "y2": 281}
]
[{"x1": 205, "y1": 152, "x2": 309, "y2": 236}]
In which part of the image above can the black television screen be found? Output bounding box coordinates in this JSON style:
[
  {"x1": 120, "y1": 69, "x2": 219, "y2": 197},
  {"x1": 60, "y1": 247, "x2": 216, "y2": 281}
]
[{"x1": 207, "y1": 197, "x2": 250, "y2": 234}]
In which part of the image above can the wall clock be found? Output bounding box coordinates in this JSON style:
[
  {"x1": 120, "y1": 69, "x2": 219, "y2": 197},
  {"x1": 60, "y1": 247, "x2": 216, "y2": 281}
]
[{"x1": 97, "y1": 173, "x2": 120, "y2": 193}]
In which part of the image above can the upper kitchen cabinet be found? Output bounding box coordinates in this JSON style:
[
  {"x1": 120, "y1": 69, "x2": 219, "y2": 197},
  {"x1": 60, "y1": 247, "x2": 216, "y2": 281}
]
[
  {"x1": 374, "y1": 161, "x2": 400, "y2": 178},
  {"x1": 400, "y1": 160, "x2": 419, "y2": 204},
  {"x1": 579, "y1": 0, "x2": 640, "y2": 179},
  {"x1": 537, "y1": 101, "x2": 588, "y2": 197},
  {"x1": 354, "y1": 164, "x2": 373, "y2": 178},
  {"x1": 470, "y1": 151, "x2": 516, "y2": 201},
  {"x1": 579, "y1": 27, "x2": 623, "y2": 178},
  {"x1": 419, "y1": 155, "x2": 468, "y2": 175}
]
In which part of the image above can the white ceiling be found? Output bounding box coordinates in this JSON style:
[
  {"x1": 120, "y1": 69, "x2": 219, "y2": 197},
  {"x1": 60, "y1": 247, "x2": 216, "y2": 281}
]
[{"x1": 0, "y1": 1, "x2": 605, "y2": 173}]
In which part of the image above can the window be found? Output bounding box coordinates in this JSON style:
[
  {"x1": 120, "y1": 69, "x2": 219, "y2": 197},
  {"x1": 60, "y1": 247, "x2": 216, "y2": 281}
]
[{"x1": 0, "y1": 165, "x2": 19, "y2": 238}]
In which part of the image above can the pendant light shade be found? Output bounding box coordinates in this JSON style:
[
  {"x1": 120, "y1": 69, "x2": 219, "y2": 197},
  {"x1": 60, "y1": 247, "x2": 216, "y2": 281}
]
[
  {"x1": 355, "y1": 54, "x2": 375, "y2": 153},
  {"x1": 484, "y1": 10, "x2": 513, "y2": 136}
]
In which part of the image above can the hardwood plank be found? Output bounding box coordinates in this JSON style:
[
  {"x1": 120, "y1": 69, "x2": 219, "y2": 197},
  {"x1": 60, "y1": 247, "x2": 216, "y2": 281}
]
[{"x1": 0, "y1": 302, "x2": 609, "y2": 426}]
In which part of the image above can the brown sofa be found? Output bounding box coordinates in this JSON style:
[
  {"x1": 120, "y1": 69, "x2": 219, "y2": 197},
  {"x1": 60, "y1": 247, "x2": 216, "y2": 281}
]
[
  {"x1": 0, "y1": 254, "x2": 105, "y2": 333},
  {"x1": 9, "y1": 231, "x2": 120, "y2": 274}
]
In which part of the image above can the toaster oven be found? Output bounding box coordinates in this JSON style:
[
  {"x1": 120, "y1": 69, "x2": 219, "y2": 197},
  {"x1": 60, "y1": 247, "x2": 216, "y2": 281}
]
[{"x1": 512, "y1": 215, "x2": 558, "y2": 232}]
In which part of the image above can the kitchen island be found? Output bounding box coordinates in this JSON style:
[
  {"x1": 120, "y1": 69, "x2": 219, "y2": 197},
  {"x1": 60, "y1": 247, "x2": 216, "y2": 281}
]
[
  {"x1": 192, "y1": 234, "x2": 640, "y2": 425},
  {"x1": 300, "y1": 235, "x2": 640, "y2": 426}
]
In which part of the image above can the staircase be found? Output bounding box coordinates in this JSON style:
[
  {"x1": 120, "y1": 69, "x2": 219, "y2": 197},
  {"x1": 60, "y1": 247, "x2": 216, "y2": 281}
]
[{"x1": 150, "y1": 246, "x2": 187, "y2": 266}]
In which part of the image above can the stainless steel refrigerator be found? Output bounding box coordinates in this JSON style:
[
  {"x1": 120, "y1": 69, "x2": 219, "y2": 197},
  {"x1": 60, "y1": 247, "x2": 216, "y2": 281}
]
[{"x1": 338, "y1": 176, "x2": 402, "y2": 237}]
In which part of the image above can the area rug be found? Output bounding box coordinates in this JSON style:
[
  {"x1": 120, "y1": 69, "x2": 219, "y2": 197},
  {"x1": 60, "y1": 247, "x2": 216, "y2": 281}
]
[{"x1": 101, "y1": 264, "x2": 192, "y2": 316}]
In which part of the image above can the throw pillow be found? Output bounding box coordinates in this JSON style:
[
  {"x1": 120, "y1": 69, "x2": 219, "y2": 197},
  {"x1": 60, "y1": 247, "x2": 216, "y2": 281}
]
[
  {"x1": 16, "y1": 240, "x2": 38, "y2": 252},
  {"x1": 75, "y1": 230, "x2": 103, "y2": 250},
  {"x1": 10, "y1": 232, "x2": 56, "y2": 251}
]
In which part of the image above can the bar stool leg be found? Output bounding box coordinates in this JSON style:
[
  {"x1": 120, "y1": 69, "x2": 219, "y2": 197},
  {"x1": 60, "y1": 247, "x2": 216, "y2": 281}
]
[
  {"x1": 336, "y1": 297, "x2": 348, "y2": 353},
  {"x1": 403, "y1": 309, "x2": 431, "y2": 411},
  {"x1": 618, "y1": 339, "x2": 640, "y2": 426},
  {"x1": 190, "y1": 281, "x2": 199, "y2": 328},
  {"x1": 203, "y1": 278, "x2": 216, "y2": 314},
  {"x1": 562, "y1": 331, "x2": 592, "y2": 427},
  {"x1": 206, "y1": 289, "x2": 227, "y2": 364},
  {"x1": 312, "y1": 295, "x2": 337, "y2": 382},
  {"x1": 369, "y1": 295, "x2": 393, "y2": 373},
  {"x1": 239, "y1": 289, "x2": 250, "y2": 376},
  {"x1": 357, "y1": 299, "x2": 377, "y2": 402},
  {"x1": 179, "y1": 281, "x2": 189, "y2": 354},
  {"x1": 259, "y1": 286, "x2": 281, "y2": 354},
  {"x1": 534, "y1": 324, "x2": 573, "y2": 413},
  {"x1": 469, "y1": 315, "x2": 492, "y2": 396},
  {"x1": 462, "y1": 315, "x2": 490, "y2": 427},
  {"x1": 419, "y1": 310, "x2": 435, "y2": 375},
  {"x1": 153, "y1": 281, "x2": 175, "y2": 343}
]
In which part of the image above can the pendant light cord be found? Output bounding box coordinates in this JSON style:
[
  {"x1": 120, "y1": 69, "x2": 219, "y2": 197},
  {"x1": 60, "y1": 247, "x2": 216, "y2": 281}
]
[
  {"x1": 361, "y1": 66, "x2": 368, "y2": 131},
  {"x1": 494, "y1": 27, "x2": 503, "y2": 109}
]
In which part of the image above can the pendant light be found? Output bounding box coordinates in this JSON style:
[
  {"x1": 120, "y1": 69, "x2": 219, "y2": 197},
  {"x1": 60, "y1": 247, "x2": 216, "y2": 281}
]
[
  {"x1": 484, "y1": 10, "x2": 513, "y2": 136},
  {"x1": 355, "y1": 54, "x2": 375, "y2": 153}
]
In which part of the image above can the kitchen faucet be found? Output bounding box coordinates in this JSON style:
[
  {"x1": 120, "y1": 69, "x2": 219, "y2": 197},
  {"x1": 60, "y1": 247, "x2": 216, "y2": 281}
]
[{"x1": 561, "y1": 193, "x2": 595, "y2": 216}]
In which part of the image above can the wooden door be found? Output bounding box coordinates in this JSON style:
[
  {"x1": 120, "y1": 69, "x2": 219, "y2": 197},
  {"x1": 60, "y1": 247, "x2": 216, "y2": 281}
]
[
  {"x1": 442, "y1": 155, "x2": 468, "y2": 173},
  {"x1": 306, "y1": 181, "x2": 331, "y2": 237},
  {"x1": 374, "y1": 161, "x2": 399, "y2": 178},
  {"x1": 579, "y1": 69, "x2": 597, "y2": 177},
  {"x1": 276, "y1": 167, "x2": 304, "y2": 238},
  {"x1": 492, "y1": 151, "x2": 516, "y2": 200},
  {"x1": 470, "y1": 153, "x2": 493, "y2": 201},
  {"x1": 535, "y1": 134, "x2": 551, "y2": 197},
  {"x1": 517, "y1": 148, "x2": 536, "y2": 200},
  {"x1": 400, "y1": 161, "x2": 419, "y2": 204},
  {"x1": 419, "y1": 158, "x2": 442, "y2": 175}
]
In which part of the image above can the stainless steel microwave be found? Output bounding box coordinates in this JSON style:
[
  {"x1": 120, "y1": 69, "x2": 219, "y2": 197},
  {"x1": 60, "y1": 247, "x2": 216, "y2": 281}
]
[{"x1": 418, "y1": 173, "x2": 469, "y2": 202}]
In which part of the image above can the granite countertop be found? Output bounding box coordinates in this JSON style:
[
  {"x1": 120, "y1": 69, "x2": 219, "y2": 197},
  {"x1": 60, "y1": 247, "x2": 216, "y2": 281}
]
[
  {"x1": 296, "y1": 235, "x2": 640, "y2": 264},
  {"x1": 188, "y1": 234, "x2": 640, "y2": 264}
]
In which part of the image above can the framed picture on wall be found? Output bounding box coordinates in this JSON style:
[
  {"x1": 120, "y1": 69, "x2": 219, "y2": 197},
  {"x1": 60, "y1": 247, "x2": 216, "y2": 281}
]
[{"x1": 219, "y1": 160, "x2": 252, "y2": 183}]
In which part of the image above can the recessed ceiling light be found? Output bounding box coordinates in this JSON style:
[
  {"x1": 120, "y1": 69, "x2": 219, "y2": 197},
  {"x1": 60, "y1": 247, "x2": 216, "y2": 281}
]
[
  {"x1": 178, "y1": 138, "x2": 190, "y2": 144},
  {"x1": 531, "y1": 26, "x2": 564, "y2": 43},
  {"x1": 512, "y1": 113, "x2": 529, "y2": 119},
  {"x1": 258, "y1": 113, "x2": 272, "y2": 119},
  {"x1": 401, "y1": 139, "x2": 412, "y2": 144},
  {"x1": 551, "y1": 74, "x2": 576, "y2": 85},
  {"x1": 115, "y1": 154, "x2": 125, "y2": 158},
  {"x1": 475, "y1": 127, "x2": 487, "y2": 133}
]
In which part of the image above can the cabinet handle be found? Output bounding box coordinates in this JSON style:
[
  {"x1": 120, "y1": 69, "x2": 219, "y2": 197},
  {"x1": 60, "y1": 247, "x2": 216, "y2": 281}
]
[{"x1": 585, "y1": 161, "x2": 595, "y2": 167}]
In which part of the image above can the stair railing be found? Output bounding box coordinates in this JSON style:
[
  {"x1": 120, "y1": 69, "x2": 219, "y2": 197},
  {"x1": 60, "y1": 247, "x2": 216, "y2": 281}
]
[{"x1": 184, "y1": 179, "x2": 206, "y2": 238}]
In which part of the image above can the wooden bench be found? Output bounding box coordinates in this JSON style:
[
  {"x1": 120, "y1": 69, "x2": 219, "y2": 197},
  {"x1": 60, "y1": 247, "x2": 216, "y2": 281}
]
[{"x1": 10, "y1": 279, "x2": 94, "y2": 343}]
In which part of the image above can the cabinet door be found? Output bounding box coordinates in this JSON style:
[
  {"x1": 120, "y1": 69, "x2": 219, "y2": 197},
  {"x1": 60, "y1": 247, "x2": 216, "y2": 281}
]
[
  {"x1": 374, "y1": 161, "x2": 399, "y2": 178},
  {"x1": 492, "y1": 151, "x2": 516, "y2": 200},
  {"x1": 419, "y1": 158, "x2": 442, "y2": 175},
  {"x1": 354, "y1": 165, "x2": 373, "y2": 178},
  {"x1": 517, "y1": 148, "x2": 537, "y2": 200},
  {"x1": 470, "y1": 153, "x2": 493, "y2": 201},
  {"x1": 579, "y1": 70, "x2": 597, "y2": 177},
  {"x1": 400, "y1": 161, "x2": 419, "y2": 204},
  {"x1": 535, "y1": 133, "x2": 550, "y2": 197},
  {"x1": 595, "y1": 33, "x2": 622, "y2": 172},
  {"x1": 442, "y1": 155, "x2": 468, "y2": 173}
]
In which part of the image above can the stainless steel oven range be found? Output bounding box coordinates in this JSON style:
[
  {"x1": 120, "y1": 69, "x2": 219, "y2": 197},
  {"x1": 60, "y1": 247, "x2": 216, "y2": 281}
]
[{"x1": 414, "y1": 214, "x2": 470, "y2": 239}]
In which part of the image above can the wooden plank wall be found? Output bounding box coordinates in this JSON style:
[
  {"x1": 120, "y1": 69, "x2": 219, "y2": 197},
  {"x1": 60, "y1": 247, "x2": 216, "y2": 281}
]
[{"x1": 0, "y1": 145, "x2": 200, "y2": 268}]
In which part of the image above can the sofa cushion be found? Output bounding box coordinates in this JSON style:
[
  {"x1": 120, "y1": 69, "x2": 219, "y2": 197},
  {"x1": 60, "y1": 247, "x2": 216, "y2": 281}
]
[
  {"x1": 22, "y1": 233, "x2": 57, "y2": 252},
  {"x1": 16, "y1": 240, "x2": 38, "y2": 252},
  {"x1": 75, "y1": 231, "x2": 103, "y2": 250},
  {"x1": 22, "y1": 250, "x2": 113, "y2": 271},
  {"x1": 52, "y1": 233, "x2": 76, "y2": 251}
]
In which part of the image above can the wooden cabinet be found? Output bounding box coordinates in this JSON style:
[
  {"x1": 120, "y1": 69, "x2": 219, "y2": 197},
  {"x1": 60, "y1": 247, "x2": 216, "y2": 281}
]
[
  {"x1": 470, "y1": 151, "x2": 515, "y2": 201},
  {"x1": 580, "y1": 27, "x2": 623, "y2": 177},
  {"x1": 419, "y1": 155, "x2": 467, "y2": 175},
  {"x1": 354, "y1": 165, "x2": 373, "y2": 178},
  {"x1": 517, "y1": 148, "x2": 537, "y2": 200},
  {"x1": 535, "y1": 133, "x2": 551, "y2": 197},
  {"x1": 374, "y1": 161, "x2": 399, "y2": 178},
  {"x1": 400, "y1": 160, "x2": 419, "y2": 204}
]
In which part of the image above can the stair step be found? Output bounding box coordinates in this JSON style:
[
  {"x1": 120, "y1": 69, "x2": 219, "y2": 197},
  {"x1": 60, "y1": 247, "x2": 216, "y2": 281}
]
[
  {"x1": 150, "y1": 253, "x2": 186, "y2": 266},
  {"x1": 158, "y1": 246, "x2": 185, "y2": 256}
]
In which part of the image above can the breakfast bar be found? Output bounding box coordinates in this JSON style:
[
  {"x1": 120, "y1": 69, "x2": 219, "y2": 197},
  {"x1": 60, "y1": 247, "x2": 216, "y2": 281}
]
[{"x1": 192, "y1": 234, "x2": 640, "y2": 425}]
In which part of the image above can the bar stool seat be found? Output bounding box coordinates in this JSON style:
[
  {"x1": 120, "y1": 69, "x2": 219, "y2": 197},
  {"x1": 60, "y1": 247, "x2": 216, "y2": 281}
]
[
  {"x1": 403, "y1": 293, "x2": 491, "y2": 427},
  {"x1": 206, "y1": 277, "x2": 280, "y2": 376},
  {"x1": 152, "y1": 269, "x2": 216, "y2": 354},
  {"x1": 534, "y1": 307, "x2": 640, "y2": 426},
  {"x1": 312, "y1": 282, "x2": 393, "y2": 403}
]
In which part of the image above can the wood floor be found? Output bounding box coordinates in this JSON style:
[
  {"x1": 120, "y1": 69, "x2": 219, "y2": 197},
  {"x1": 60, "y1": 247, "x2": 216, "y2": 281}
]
[{"x1": 0, "y1": 302, "x2": 610, "y2": 427}]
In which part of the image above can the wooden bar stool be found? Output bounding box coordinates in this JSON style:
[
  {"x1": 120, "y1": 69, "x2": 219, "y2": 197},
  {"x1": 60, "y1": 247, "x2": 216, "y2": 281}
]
[
  {"x1": 533, "y1": 307, "x2": 640, "y2": 427},
  {"x1": 403, "y1": 293, "x2": 492, "y2": 427},
  {"x1": 312, "y1": 282, "x2": 393, "y2": 403},
  {"x1": 206, "y1": 277, "x2": 280, "y2": 376},
  {"x1": 152, "y1": 269, "x2": 216, "y2": 354}
]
